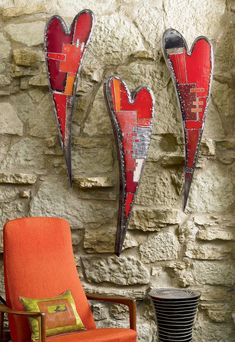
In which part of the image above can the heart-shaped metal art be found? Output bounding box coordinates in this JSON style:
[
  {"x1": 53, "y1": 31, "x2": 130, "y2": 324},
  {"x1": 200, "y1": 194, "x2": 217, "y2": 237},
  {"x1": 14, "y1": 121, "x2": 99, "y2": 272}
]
[
  {"x1": 104, "y1": 76, "x2": 155, "y2": 255},
  {"x1": 45, "y1": 10, "x2": 94, "y2": 184},
  {"x1": 162, "y1": 28, "x2": 213, "y2": 210}
]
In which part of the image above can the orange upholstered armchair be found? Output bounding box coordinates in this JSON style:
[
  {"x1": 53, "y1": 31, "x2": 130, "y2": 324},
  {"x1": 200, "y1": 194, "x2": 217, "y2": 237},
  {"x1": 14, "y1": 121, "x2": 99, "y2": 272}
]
[{"x1": 0, "y1": 217, "x2": 137, "y2": 342}]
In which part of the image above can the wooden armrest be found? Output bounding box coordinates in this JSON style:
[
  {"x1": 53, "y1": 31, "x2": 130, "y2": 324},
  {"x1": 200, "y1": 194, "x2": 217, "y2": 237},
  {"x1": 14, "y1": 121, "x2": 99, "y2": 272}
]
[
  {"x1": 0, "y1": 304, "x2": 46, "y2": 342},
  {"x1": 86, "y1": 293, "x2": 136, "y2": 331}
]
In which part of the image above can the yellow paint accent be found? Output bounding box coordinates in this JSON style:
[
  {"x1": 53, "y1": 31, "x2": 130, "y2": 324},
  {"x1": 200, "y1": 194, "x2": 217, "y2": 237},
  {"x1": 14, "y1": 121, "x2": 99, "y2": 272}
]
[
  {"x1": 64, "y1": 74, "x2": 75, "y2": 96},
  {"x1": 113, "y1": 78, "x2": 121, "y2": 111}
]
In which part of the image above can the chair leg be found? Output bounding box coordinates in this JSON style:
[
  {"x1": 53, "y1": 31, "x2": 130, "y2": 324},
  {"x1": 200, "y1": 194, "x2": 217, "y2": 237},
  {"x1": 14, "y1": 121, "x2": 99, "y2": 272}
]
[{"x1": 0, "y1": 312, "x2": 4, "y2": 342}]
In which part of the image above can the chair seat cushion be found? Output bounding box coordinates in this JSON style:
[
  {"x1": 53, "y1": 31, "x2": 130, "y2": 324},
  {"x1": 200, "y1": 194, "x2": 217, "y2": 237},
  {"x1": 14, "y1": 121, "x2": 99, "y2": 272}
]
[{"x1": 27, "y1": 328, "x2": 136, "y2": 342}]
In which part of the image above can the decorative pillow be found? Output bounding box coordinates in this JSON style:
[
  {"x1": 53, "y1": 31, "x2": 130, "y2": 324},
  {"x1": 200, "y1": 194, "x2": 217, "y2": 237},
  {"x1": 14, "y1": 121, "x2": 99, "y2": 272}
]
[{"x1": 20, "y1": 290, "x2": 85, "y2": 341}]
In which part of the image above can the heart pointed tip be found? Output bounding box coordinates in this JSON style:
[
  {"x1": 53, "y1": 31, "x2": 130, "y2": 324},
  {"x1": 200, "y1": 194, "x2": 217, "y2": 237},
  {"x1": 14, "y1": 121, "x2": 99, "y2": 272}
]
[{"x1": 183, "y1": 175, "x2": 193, "y2": 212}]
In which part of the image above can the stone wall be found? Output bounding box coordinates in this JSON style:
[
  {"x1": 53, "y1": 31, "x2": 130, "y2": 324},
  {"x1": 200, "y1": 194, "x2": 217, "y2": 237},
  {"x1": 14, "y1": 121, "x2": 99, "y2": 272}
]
[{"x1": 0, "y1": 0, "x2": 234, "y2": 341}]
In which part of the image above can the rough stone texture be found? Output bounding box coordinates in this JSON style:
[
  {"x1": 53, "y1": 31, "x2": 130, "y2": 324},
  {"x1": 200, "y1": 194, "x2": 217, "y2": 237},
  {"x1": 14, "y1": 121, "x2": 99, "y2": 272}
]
[
  {"x1": 197, "y1": 226, "x2": 235, "y2": 241},
  {"x1": 82, "y1": 256, "x2": 150, "y2": 285},
  {"x1": 0, "y1": 172, "x2": 37, "y2": 184},
  {"x1": 0, "y1": 1, "x2": 234, "y2": 341},
  {"x1": 89, "y1": 14, "x2": 146, "y2": 66},
  {"x1": 13, "y1": 48, "x2": 39, "y2": 66},
  {"x1": 73, "y1": 176, "x2": 113, "y2": 188},
  {"x1": 30, "y1": 176, "x2": 116, "y2": 228},
  {"x1": 130, "y1": 208, "x2": 182, "y2": 231},
  {"x1": 0, "y1": 103, "x2": 23, "y2": 136},
  {"x1": 187, "y1": 161, "x2": 234, "y2": 213},
  {"x1": 2, "y1": 3, "x2": 47, "y2": 17},
  {"x1": 0, "y1": 32, "x2": 11, "y2": 59},
  {"x1": 5, "y1": 21, "x2": 45, "y2": 46},
  {"x1": 173, "y1": 261, "x2": 235, "y2": 287},
  {"x1": 139, "y1": 229, "x2": 181, "y2": 263},
  {"x1": 84, "y1": 224, "x2": 116, "y2": 253}
]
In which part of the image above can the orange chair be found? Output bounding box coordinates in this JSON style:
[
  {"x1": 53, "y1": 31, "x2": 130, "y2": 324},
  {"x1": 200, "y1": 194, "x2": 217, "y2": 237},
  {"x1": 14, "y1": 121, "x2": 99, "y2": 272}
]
[{"x1": 0, "y1": 217, "x2": 137, "y2": 342}]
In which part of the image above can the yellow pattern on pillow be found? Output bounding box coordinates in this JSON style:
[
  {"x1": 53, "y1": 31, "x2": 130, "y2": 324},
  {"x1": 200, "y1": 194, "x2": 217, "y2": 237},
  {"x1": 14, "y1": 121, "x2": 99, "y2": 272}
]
[{"x1": 20, "y1": 290, "x2": 85, "y2": 341}]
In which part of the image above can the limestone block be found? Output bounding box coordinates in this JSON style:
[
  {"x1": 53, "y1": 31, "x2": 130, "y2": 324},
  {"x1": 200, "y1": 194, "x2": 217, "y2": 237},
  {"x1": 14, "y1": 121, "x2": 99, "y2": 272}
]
[
  {"x1": 163, "y1": 0, "x2": 225, "y2": 45},
  {"x1": 176, "y1": 261, "x2": 235, "y2": 286},
  {"x1": 0, "y1": 172, "x2": 37, "y2": 184},
  {"x1": 0, "y1": 103, "x2": 23, "y2": 136},
  {"x1": 84, "y1": 282, "x2": 148, "y2": 300},
  {"x1": 90, "y1": 14, "x2": 146, "y2": 66},
  {"x1": 130, "y1": 208, "x2": 181, "y2": 231},
  {"x1": 91, "y1": 303, "x2": 108, "y2": 321},
  {"x1": 185, "y1": 242, "x2": 232, "y2": 260},
  {"x1": 197, "y1": 226, "x2": 235, "y2": 241},
  {"x1": 13, "y1": 48, "x2": 39, "y2": 66},
  {"x1": 0, "y1": 33, "x2": 11, "y2": 59},
  {"x1": 140, "y1": 230, "x2": 180, "y2": 263},
  {"x1": 29, "y1": 74, "x2": 48, "y2": 87},
  {"x1": 30, "y1": 175, "x2": 116, "y2": 228},
  {"x1": 73, "y1": 176, "x2": 113, "y2": 189},
  {"x1": 187, "y1": 161, "x2": 234, "y2": 213},
  {"x1": 2, "y1": 4, "x2": 47, "y2": 16},
  {"x1": 5, "y1": 21, "x2": 45, "y2": 46},
  {"x1": 84, "y1": 224, "x2": 116, "y2": 253},
  {"x1": 0, "y1": 75, "x2": 11, "y2": 86},
  {"x1": 81, "y1": 256, "x2": 150, "y2": 285}
]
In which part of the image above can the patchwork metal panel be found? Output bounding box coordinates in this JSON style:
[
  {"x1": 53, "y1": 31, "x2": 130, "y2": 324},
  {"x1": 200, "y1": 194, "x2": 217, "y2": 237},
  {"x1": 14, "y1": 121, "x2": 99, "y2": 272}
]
[
  {"x1": 45, "y1": 10, "x2": 94, "y2": 184},
  {"x1": 162, "y1": 28, "x2": 213, "y2": 210},
  {"x1": 104, "y1": 76, "x2": 155, "y2": 255}
]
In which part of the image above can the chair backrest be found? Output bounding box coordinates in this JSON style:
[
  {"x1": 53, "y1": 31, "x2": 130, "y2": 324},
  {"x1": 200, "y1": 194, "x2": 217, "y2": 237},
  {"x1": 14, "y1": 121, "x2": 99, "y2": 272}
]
[{"x1": 3, "y1": 217, "x2": 96, "y2": 342}]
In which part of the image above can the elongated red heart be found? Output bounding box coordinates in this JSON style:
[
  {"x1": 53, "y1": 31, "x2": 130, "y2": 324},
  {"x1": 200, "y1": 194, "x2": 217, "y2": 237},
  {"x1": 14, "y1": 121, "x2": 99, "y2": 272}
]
[
  {"x1": 105, "y1": 76, "x2": 154, "y2": 255},
  {"x1": 162, "y1": 28, "x2": 213, "y2": 210},
  {"x1": 45, "y1": 10, "x2": 94, "y2": 183}
]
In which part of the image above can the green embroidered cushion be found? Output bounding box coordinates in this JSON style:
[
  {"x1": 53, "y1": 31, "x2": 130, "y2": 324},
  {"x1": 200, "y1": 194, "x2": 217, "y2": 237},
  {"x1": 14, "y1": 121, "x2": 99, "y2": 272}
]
[{"x1": 20, "y1": 290, "x2": 85, "y2": 341}]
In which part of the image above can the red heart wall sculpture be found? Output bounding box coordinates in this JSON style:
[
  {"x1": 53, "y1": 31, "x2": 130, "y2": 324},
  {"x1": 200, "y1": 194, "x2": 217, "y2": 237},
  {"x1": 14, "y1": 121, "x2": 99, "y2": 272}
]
[
  {"x1": 105, "y1": 76, "x2": 155, "y2": 255},
  {"x1": 45, "y1": 10, "x2": 94, "y2": 183},
  {"x1": 162, "y1": 28, "x2": 213, "y2": 210}
]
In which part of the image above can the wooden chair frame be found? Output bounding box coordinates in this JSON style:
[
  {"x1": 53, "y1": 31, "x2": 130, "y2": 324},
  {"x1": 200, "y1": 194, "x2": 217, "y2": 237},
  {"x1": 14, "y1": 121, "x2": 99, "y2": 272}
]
[{"x1": 0, "y1": 294, "x2": 136, "y2": 342}]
